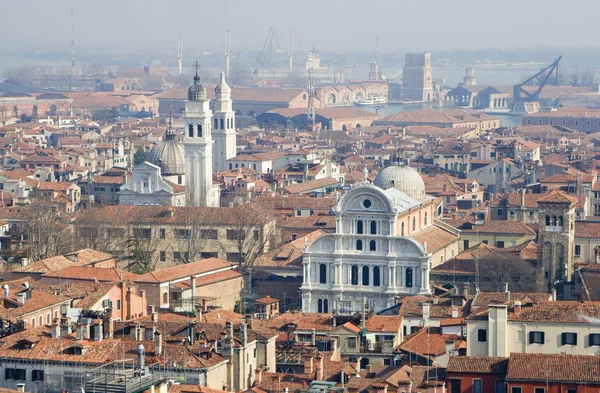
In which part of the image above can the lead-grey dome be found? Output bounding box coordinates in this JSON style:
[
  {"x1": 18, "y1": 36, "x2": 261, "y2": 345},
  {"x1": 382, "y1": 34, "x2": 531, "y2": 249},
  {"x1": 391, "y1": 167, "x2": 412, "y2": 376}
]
[
  {"x1": 149, "y1": 119, "x2": 185, "y2": 176},
  {"x1": 188, "y1": 73, "x2": 206, "y2": 101},
  {"x1": 373, "y1": 164, "x2": 426, "y2": 201}
]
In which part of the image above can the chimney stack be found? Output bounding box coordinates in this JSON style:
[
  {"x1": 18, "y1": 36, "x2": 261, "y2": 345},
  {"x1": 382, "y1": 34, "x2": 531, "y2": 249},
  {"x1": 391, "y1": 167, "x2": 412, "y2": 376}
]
[
  {"x1": 16, "y1": 384, "x2": 25, "y2": 393},
  {"x1": 303, "y1": 356, "x2": 314, "y2": 375},
  {"x1": 93, "y1": 322, "x2": 103, "y2": 342},
  {"x1": 254, "y1": 368, "x2": 263, "y2": 386},
  {"x1": 51, "y1": 321, "x2": 61, "y2": 338},
  {"x1": 315, "y1": 354, "x2": 324, "y2": 381},
  {"x1": 451, "y1": 306, "x2": 459, "y2": 318},
  {"x1": 76, "y1": 323, "x2": 85, "y2": 340},
  {"x1": 514, "y1": 300, "x2": 522, "y2": 315},
  {"x1": 137, "y1": 344, "x2": 145, "y2": 369},
  {"x1": 154, "y1": 331, "x2": 163, "y2": 357},
  {"x1": 311, "y1": 328, "x2": 316, "y2": 346},
  {"x1": 422, "y1": 302, "x2": 430, "y2": 327}
]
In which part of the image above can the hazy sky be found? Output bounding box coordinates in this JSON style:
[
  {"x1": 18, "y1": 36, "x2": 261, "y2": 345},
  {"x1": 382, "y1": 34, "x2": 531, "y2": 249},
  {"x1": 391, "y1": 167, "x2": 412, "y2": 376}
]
[{"x1": 5, "y1": 0, "x2": 600, "y2": 53}]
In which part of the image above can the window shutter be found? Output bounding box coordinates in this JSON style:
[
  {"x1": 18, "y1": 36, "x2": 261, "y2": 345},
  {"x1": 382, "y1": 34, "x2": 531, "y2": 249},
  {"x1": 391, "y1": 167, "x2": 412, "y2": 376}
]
[
  {"x1": 561, "y1": 332, "x2": 566, "y2": 345},
  {"x1": 573, "y1": 333, "x2": 578, "y2": 346},
  {"x1": 529, "y1": 331, "x2": 535, "y2": 344},
  {"x1": 540, "y1": 332, "x2": 545, "y2": 343}
]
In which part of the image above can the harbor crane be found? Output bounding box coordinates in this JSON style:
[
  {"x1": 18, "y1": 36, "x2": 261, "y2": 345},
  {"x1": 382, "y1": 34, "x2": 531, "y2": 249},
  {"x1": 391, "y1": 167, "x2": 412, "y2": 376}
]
[
  {"x1": 256, "y1": 27, "x2": 282, "y2": 73},
  {"x1": 512, "y1": 56, "x2": 562, "y2": 107}
]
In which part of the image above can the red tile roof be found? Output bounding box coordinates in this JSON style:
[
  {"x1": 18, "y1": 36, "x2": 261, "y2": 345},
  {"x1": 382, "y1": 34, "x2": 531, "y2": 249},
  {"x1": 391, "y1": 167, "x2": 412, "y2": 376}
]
[
  {"x1": 506, "y1": 353, "x2": 600, "y2": 384},
  {"x1": 42, "y1": 266, "x2": 137, "y2": 282},
  {"x1": 135, "y1": 258, "x2": 235, "y2": 283},
  {"x1": 446, "y1": 356, "x2": 509, "y2": 374}
]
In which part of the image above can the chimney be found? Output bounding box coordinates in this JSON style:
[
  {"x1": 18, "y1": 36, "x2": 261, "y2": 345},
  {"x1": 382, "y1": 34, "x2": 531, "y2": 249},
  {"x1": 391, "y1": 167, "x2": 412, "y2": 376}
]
[
  {"x1": 154, "y1": 331, "x2": 163, "y2": 357},
  {"x1": 422, "y1": 302, "x2": 430, "y2": 326},
  {"x1": 514, "y1": 300, "x2": 522, "y2": 315},
  {"x1": 462, "y1": 284, "x2": 469, "y2": 299},
  {"x1": 361, "y1": 296, "x2": 367, "y2": 329},
  {"x1": 505, "y1": 282, "x2": 510, "y2": 303},
  {"x1": 103, "y1": 310, "x2": 114, "y2": 339},
  {"x1": 445, "y1": 339, "x2": 455, "y2": 356},
  {"x1": 93, "y1": 323, "x2": 103, "y2": 342},
  {"x1": 303, "y1": 356, "x2": 314, "y2": 375},
  {"x1": 16, "y1": 384, "x2": 25, "y2": 393},
  {"x1": 2, "y1": 284, "x2": 8, "y2": 298},
  {"x1": 51, "y1": 321, "x2": 61, "y2": 338},
  {"x1": 551, "y1": 288, "x2": 557, "y2": 302},
  {"x1": 311, "y1": 328, "x2": 316, "y2": 346},
  {"x1": 520, "y1": 188, "x2": 526, "y2": 209},
  {"x1": 451, "y1": 306, "x2": 459, "y2": 318},
  {"x1": 272, "y1": 375, "x2": 281, "y2": 393},
  {"x1": 82, "y1": 318, "x2": 91, "y2": 340},
  {"x1": 432, "y1": 297, "x2": 439, "y2": 305},
  {"x1": 540, "y1": 168, "x2": 546, "y2": 181},
  {"x1": 366, "y1": 364, "x2": 372, "y2": 374},
  {"x1": 16, "y1": 292, "x2": 25, "y2": 305},
  {"x1": 130, "y1": 323, "x2": 141, "y2": 341},
  {"x1": 151, "y1": 311, "x2": 158, "y2": 323},
  {"x1": 60, "y1": 317, "x2": 72, "y2": 336},
  {"x1": 254, "y1": 368, "x2": 263, "y2": 386},
  {"x1": 315, "y1": 354, "x2": 324, "y2": 381}
]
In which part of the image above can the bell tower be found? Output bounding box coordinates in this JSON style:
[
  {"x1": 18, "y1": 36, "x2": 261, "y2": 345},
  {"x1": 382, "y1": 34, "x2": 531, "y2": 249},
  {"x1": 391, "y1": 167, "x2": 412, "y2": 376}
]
[
  {"x1": 536, "y1": 190, "x2": 577, "y2": 289},
  {"x1": 212, "y1": 72, "x2": 236, "y2": 173},
  {"x1": 183, "y1": 64, "x2": 219, "y2": 206}
]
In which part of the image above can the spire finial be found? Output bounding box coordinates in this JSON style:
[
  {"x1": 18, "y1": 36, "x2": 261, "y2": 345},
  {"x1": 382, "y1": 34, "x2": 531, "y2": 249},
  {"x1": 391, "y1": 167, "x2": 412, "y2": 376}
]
[{"x1": 193, "y1": 61, "x2": 201, "y2": 84}]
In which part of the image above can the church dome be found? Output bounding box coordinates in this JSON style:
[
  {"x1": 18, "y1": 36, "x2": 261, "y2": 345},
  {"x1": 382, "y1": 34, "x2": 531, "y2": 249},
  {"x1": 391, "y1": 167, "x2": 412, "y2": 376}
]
[
  {"x1": 148, "y1": 139, "x2": 185, "y2": 176},
  {"x1": 215, "y1": 72, "x2": 231, "y2": 96},
  {"x1": 374, "y1": 164, "x2": 426, "y2": 200},
  {"x1": 188, "y1": 73, "x2": 206, "y2": 101}
]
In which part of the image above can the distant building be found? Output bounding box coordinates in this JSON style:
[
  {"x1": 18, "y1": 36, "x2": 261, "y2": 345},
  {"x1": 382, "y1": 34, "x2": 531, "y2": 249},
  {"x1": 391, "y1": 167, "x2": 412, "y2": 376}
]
[
  {"x1": 402, "y1": 53, "x2": 433, "y2": 102},
  {"x1": 119, "y1": 162, "x2": 185, "y2": 206}
]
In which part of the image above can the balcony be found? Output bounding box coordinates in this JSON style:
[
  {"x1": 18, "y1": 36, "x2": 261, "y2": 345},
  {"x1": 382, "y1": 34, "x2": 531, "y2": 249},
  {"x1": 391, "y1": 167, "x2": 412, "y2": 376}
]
[{"x1": 545, "y1": 225, "x2": 563, "y2": 232}]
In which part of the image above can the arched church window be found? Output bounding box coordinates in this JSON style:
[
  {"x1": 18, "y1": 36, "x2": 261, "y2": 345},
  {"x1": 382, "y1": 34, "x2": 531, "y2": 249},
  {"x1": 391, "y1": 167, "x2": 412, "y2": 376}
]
[
  {"x1": 356, "y1": 239, "x2": 363, "y2": 251},
  {"x1": 362, "y1": 266, "x2": 369, "y2": 285},
  {"x1": 369, "y1": 240, "x2": 376, "y2": 251},
  {"x1": 401, "y1": 222, "x2": 405, "y2": 236},
  {"x1": 319, "y1": 263, "x2": 327, "y2": 284},
  {"x1": 373, "y1": 266, "x2": 381, "y2": 286},
  {"x1": 357, "y1": 220, "x2": 364, "y2": 234},
  {"x1": 406, "y1": 267, "x2": 413, "y2": 288},
  {"x1": 229, "y1": 163, "x2": 233, "y2": 170},
  {"x1": 424, "y1": 212, "x2": 428, "y2": 226},
  {"x1": 351, "y1": 265, "x2": 359, "y2": 285},
  {"x1": 552, "y1": 216, "x2": 557, "y2": 226},
  {"x1": 221, "y1": 119, "x2": 225, "y2": 130},
  {"x1": 323, "y1": 299, "x2": 329, "y2": 313},
  {"x1": 188, "y1": 124, "x2": 194, "y2": 137},
  {"x1": 178, "y1": 175, "x2": 182, "y2": 185},
  {"x1": 545, "y1": 215, "x2": 550, "y2": 226},
  {"x1": 197, "y1": 124, "x2": 203, "y2": 137},
  {"x1": 214, "y1": 118, "x2": 218, "y2": 129},
  {"x1": 370, "y1": 221, "x2": 377, "y2": 234},
  {"x1": 412, "y1": 216, "x2": 416, "y2": 232},
  {"x1": 318, "y1": 299, "x2": 323, "y2": 313},
  {"x1": 558, "y1": 216, "x2": 563, "y2": 226}
]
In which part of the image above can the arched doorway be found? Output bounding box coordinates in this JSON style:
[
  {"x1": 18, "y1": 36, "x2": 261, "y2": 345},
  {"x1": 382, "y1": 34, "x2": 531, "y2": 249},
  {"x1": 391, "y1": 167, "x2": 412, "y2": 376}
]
[
  {"x1": 328, "y1": 94, "x2": 337, "y2": 105},
  {"x1": 32, "y1": 105, "x2": 38, "y2": 118},
  {"x1": 355, "y1": 124, "x2": 362, "y2": 129}
]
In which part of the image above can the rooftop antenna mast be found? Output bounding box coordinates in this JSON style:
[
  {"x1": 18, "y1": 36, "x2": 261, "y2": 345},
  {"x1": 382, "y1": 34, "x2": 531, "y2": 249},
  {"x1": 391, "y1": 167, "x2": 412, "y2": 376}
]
[
  {"x1": 307, "y1": 68, "x2": 316, "y2": 131},
  {"x1": 375, "y1": 34, "x2": 384, "y2": 80},
  {"x1": 177, "y1": 31, "x2": 184, "y2": 76},
  {"x1": 225, "y1": 30, "x2": 231, "y2": 79},
  {"x1": 70, "y1": 6, "x2": 76, "y2": 91},
  {"x1": 288, "y1": 31, "x2": 294, "y2": 72}
]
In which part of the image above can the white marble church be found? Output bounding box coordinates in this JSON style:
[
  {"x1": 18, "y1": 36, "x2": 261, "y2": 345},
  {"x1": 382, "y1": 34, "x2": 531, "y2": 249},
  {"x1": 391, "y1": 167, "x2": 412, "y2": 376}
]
[{"x1": 301, "y1": 165, "x2": 435, "y2": 314}]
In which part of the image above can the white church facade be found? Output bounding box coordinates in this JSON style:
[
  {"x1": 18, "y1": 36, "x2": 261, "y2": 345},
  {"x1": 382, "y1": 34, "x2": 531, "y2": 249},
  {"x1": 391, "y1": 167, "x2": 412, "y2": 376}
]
[{"x1": 301, "y1": 165, "x2": 439, "y2": 314}]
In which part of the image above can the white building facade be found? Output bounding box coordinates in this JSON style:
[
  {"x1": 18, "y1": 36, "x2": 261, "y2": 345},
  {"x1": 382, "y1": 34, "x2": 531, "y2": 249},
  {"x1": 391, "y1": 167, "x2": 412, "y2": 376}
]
[
  {"x1": 119, "y1": 162, "x2": 185, "y2": 206},
  {"x1": 301, "y1": 179, "x2": 432, "y2": 314},
  {"x1": 183, "y1": 71, "x2": 220, "y2": 207}
]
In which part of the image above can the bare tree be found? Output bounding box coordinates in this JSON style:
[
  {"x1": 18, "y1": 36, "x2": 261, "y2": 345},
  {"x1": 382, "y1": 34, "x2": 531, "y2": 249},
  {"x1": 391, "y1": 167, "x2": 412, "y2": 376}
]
[
  {"x1": 14, "y1": 203, "x2": 74, "y2": 262},
  {"x1": 218, "y1": 201, "x2": 278, "y2": 268},
  {"x1": 477, "y1": 255, "x2": 543, "y2": 293},
  {"x1": 75, "y1": 207, "x2": 129, "y2": 254},
  {"x1": 569, "y1": 68, "x2": 598, "y2": 87}
]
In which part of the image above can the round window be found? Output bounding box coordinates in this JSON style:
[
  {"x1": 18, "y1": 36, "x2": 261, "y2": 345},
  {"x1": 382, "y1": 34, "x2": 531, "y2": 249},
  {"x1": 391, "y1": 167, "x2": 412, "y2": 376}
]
[{"x1": 363, "y1": 199, "x2": 372, "y2": 209}]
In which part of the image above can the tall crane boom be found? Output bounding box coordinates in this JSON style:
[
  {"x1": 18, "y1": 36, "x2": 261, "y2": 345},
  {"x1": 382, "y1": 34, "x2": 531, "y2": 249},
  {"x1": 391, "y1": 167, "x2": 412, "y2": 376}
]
[
  {"x1": 256, "y1": 27, "x2": 281, "y2": 73},
  {"x1": 177, "y1": 31, "x2": 183, "y2": 76},
  {"x1": 225, "y1": 30, "x2": 231, "y2": 78},
  {"x1": 513, "y1": 56, "x2": 562, "y2": 104},
  {"x1": 376, "y1": 35, "x2": 384, "y2": 80}
]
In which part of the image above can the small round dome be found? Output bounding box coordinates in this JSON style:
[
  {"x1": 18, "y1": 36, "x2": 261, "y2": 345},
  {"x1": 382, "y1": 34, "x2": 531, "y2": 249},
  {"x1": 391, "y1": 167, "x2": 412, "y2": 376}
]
[
  {"x1": 374, "y1": 164, "x2": 426, "y2": 200},
  {"x1": 148, "y1": 140, "x2": 185, "y2": 176},
  {"x1": 188, "y1": 73, "x2": 206, "y2": 101},
  {"x1": 215, "y1": 72, "x2": 231, "y2": 96}
]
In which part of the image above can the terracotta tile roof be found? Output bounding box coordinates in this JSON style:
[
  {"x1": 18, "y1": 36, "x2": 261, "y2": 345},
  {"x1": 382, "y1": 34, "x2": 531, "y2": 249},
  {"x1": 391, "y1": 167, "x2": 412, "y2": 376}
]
[
  {"x1": 192, "y1": 268, "x2": 245, "y2": 287},
  {"x1": 63, "y1": 249, "x2": 116, "y2": 266},
  {"x1": 410, "y1": 224, "x2": 459, "y2": 254},
  {"x1": 14, "y1": 255, "x2": 75, "y2": 273},
  {"x1": 410, "y1": 366, "x2": 446, "y2": 393},
  {"x1": 399, "y1": 295, "x2": 468, "y2": 319},
  {"x1": 169, "y1": 384, "x2": 228, "y2": 393},
  {"x1": 135, "y1": 258, "x2": 236, "y2": 283},
  {"x1": 536, "y1": 189, "x2": 578, "y2": 204},
  {"x1": 508, "y1": 301, "x2": 600, "y2": 323},
  {"x1": 574, "y1": 220, "x2": 600, "y2": 238},
  {"x1": 279, "y1": 216, "x2": 336, "y2": 231},
  {"x1": 252, "y1": 312, "x2": 333, "y2": 333},
  {"x1": 0, "y1": 278, "x2": 68, "y2": 320},
  {"x1": 506, "y1": 353, "x2": 600, "y2": 384},
  {"x1": 365, "y1": 315, "x2": 402, "y2": 333},
  {"x1": 471, "y1": 292, "x2": 551, "y2": 309},
  {"x1": 396, "y1": 327, "x2": 464, "y2": 359},
  {"x1": 332, "y1": 321, "x2": 360, "y2": 333},
  {"x1": 282, "y1": 177, "x2": 340, "y2": 194},
  {"x1": 255, "y1": 296, "x2": 279, "y2": 305},
  {"x1": 254, "y1": 230, "x2": 325, "y2": 268},
  {"x1": 42, "y1": 266, "x2": 138, "y2": 282},
  {"x1": 444, "y1": 219, "x2": 535, "y2": 235},
  {"x1": 200, "y1": 309, "x2": 244, "y2": 324},
  {"x1": 446, "y1": 356, "x2": 509, "y2": 374}
]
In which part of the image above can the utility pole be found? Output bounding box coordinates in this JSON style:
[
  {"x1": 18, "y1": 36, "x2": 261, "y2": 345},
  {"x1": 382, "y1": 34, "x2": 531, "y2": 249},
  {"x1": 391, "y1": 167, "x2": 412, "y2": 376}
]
[
  {"x1": 177, "y1": 31, "x2": 184, "y2": 76},
  {"x1": 225, "y1": 30, "x2": 231, "y2": 79},
  {"x1": 288, "y1": 31, "x2": 294, "y2": 72},
  {"x1": 70, "y1": 7, "x2": 76, "y2": 91}
]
